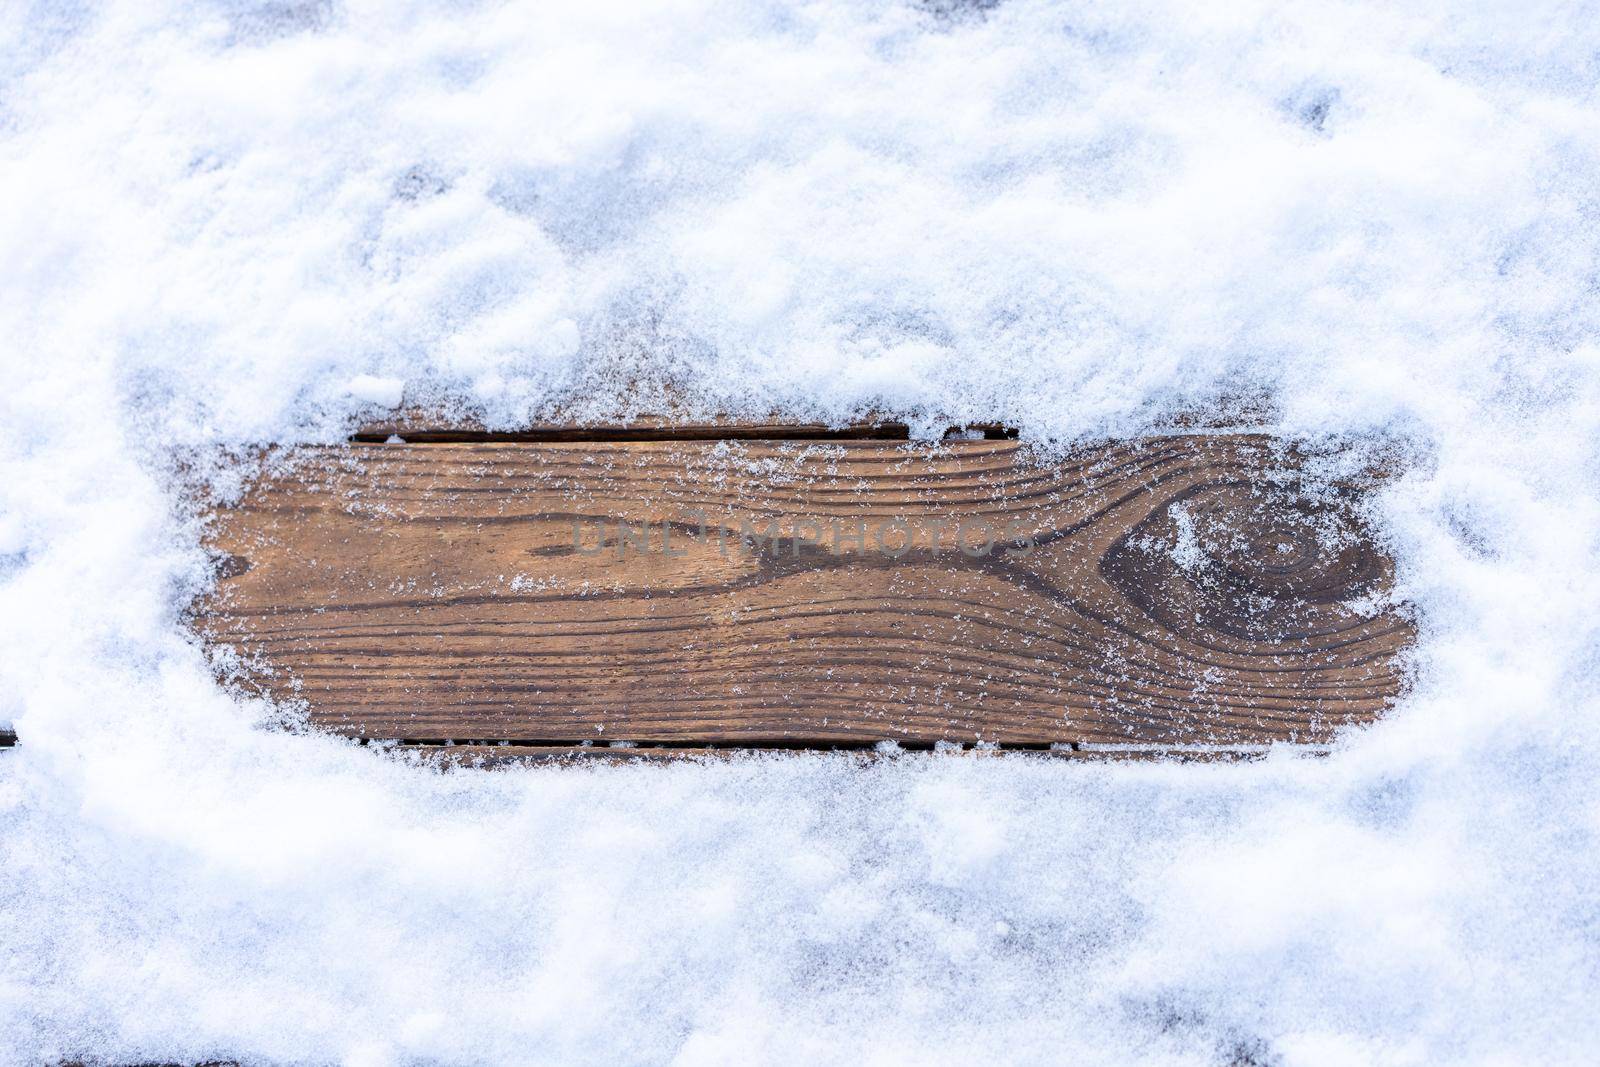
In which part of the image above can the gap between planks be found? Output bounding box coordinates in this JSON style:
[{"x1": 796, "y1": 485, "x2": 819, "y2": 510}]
[
  {"x1": 0, "y1": 735, "x2": 1309, "y2": 763},
  {"x1": 351, "y1": 419, "x2": 1016, "y2": 443},
  {"x1": 380, "y1": 739, "x2": 1320, "y2": 765}
]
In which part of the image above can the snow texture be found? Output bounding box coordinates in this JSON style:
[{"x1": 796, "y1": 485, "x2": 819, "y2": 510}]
[{"x1": 4, "y1": 1, "x2": 1600, "y2": 1064}]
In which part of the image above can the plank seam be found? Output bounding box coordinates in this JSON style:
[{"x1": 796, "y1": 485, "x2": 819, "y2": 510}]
[{"x1": 351, "y1": 424, "x2": 1019, "y2": 444}]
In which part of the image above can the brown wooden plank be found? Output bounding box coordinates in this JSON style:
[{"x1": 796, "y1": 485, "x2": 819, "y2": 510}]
[{"x1": 196, "y1": 434, "x2": 1411, "y2": 746}]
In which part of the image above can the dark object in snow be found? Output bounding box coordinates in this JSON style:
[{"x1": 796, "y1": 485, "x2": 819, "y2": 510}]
[{"x1": 194, "y1": 424, "x2": 1410, "y2": 753}]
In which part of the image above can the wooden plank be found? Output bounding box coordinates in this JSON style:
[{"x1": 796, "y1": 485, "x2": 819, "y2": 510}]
[{"x1": 196, "y1": 434, "x2": 1411, "y2": 747}]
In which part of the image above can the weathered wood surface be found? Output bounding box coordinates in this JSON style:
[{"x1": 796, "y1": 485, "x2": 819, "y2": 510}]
[{"x1": 197, "y1": 434, "x2": 1410, "y2": 747}]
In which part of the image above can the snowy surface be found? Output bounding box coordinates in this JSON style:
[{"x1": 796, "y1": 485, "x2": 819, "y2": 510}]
[{"x1": 4, "y1": 1, "x2": 1600, "y2": 1064}]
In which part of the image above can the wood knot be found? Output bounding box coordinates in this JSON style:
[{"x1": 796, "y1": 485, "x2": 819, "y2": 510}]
[{"x1": 1101, "y1": 483, "x2": 1388, "y2": 646}]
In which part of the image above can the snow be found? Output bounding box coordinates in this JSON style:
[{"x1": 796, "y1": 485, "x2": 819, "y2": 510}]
[
  {"x1": 343, "y1": 375, "x2": 406, "y2": 409},
  {"x1": 4, "y1": 1, "x2": 1600, "y2": 1064}
]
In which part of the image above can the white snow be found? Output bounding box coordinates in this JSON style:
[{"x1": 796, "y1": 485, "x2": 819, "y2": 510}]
[
  {"x1": 4, "y1": 1, "x2": 1600, "y2": 1064},
  {"x1": 343, "y1": 375, "x2": 406, "y2": 409}
]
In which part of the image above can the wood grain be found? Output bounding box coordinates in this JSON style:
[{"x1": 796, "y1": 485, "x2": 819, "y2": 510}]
[{"x1": 196, "y1": 434, "x2": 1411, "y2": 746}]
